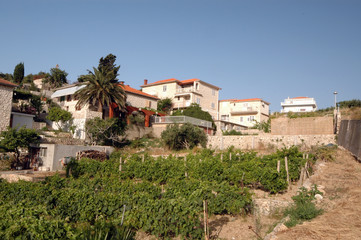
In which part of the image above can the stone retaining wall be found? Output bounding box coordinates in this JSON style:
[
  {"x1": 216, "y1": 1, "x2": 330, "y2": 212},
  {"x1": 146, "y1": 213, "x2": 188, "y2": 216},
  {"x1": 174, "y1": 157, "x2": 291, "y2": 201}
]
[{"x1": 207, "y1": 134, "x2": 336, "y2": 150}]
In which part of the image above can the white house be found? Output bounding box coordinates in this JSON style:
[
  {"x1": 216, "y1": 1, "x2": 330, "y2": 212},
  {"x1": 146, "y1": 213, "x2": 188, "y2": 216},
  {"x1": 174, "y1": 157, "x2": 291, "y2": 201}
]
[{"x1": 281, "y1": 97, "x2": 317, "y2": 113}]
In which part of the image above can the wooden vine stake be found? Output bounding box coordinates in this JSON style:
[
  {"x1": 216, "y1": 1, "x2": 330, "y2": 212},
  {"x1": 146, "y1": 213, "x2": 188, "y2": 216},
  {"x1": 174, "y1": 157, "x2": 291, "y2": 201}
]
[
  {"x1": 285, "y1": 157, "x2": 290, "y2": 189},
  {"x1": 142, "y1": 154, "x2": 145, "y2": 163},
  {"x1": 203, "y1": 200, "x2": 209, "y2": 240},
  {"x1": 119, "y1": 157, "x2": 122, "y2": 172},
  {"x1": 277, "y1": 160, "x2": 280, "y2": 173}
]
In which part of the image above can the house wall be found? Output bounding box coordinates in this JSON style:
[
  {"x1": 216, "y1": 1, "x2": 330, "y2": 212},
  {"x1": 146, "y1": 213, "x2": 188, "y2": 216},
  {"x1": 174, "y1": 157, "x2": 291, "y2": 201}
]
[
  {"x1": 37, "y1": 143, "x2": 114, "y2": 171},
  {"x1": 126, "y1": 92, "x2": 158, "y2": 109},
  {"x1": 0, "y1": 85, "x2": 14, "y2": 132},
  {"x1": 11, "y1": 112, "x2": 34, "y2": 129},
  {"x1": 142, "y1": 82, "x2": 178, "y2": 99},
  {"x1": 197, "y1": 82, "x2": 219, "y2": 119}
]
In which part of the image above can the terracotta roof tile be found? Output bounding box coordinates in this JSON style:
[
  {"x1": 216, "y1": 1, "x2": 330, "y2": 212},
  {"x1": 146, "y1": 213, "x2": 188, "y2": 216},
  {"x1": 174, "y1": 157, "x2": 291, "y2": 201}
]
[
  {"x1": 179, "y1": 78, "x2": 199, "y2": 85},
  {"x1": 0, "y1": 78, "x2": 18, "y2": 88},
  {"x1": 121, "y1": 84, "x2": 159, "y2": 100}
]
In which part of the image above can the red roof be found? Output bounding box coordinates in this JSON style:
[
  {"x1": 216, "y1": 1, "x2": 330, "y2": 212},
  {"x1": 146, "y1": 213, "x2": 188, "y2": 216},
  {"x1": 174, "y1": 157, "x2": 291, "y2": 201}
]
[
  {"x1": 0, "y1": 78, "x2": 18, "y2": 88},
  {"x1": 143, "y1": 78, "x2": 179, "y2": 86},
  {"x1": 121, "y1": 84, "x2": 159, "y2": 100},
  {"x1": 220, "y1": 98, "x2": 263, "y2": 102},
  {"x1": 179, "y1": 78, "x2": 199, "y2": 85}
]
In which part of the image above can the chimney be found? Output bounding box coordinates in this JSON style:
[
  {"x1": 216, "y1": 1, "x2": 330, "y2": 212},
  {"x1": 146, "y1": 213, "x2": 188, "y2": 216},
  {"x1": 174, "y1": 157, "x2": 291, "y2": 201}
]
[
  {"x1": 144, "y1": 79, "x2": 148, "y2": 85},
  {"x1": 120, "y1": 81, "x2": 125, "y2": 85}
]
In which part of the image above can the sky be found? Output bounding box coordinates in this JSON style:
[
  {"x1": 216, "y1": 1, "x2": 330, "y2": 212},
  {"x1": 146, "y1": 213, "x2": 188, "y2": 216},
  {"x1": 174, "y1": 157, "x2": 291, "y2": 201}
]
[{"x1": 1, "y1": 0, "x2": 360, "y2": 112}]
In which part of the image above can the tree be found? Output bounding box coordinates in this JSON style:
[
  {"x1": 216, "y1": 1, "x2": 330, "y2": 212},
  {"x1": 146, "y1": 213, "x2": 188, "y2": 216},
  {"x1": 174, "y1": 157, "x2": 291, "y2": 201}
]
[
  {"x1": 30, "y1": 95, "x2": 43, "y2": 116},
  {"x1": 78, "y1": 53, "x2": 120, "y2": 83},
  {"x1": 0, "y1": 127, "x2": 39, "y2": 168},
  {"x1": 157, "y1": 98, "x2": 173, "y2": 114},
  {"x1": 85, "y1": 117, "x2": 126, "y2": 146},
  {"x1": 74, "y1": 67, "x2": 126, "y2": 113},
  {"x1": 13, "y1": 62, "x2": 24, "y2": 84},
  {"x1": 43, "y1": 67, "x2": 68, "y2": 88},
  {"x1": 47, "y1": 107, "x2": 72, "y2": 131},
  {"x1": 161, "y1": 123, "x2": 207, "y2": 150}
]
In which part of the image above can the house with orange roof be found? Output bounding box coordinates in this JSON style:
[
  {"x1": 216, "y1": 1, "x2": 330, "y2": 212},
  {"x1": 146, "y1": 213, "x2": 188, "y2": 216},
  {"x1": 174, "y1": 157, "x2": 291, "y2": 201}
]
[
  {"x1": 141, "y1": 78, "x2": 221, "y2": 119},
  {"x1": 281, "y1": 97, "x2": 317, "y2": 113},
  {"x1": 50, "y1": 82, "x2": 160, "y2": 139},
  {"x1": 0, "y1": 78, "x2": 18, "y2": 132},
  {"x1": 218, "y1": 98, "x2": 270, "y2": 128}
]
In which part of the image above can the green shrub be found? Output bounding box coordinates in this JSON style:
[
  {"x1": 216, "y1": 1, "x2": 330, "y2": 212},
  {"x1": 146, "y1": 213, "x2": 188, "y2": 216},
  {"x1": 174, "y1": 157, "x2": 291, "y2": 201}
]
[{"x1": 161, "y1": 123, "x2": 207, "y2": 150}]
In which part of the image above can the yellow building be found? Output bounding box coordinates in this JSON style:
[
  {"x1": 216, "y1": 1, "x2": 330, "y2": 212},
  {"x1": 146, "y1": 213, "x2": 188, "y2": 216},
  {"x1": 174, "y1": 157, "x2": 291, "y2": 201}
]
[{"x1": 219, "y1": 98, "x2": 270, "y2": 128}]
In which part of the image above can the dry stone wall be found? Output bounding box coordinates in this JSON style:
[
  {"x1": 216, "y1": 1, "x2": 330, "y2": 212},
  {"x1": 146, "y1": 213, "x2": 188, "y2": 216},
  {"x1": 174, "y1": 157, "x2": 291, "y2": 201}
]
[
  {"x1": 0, "y1": 85, "x2": 14, "y2": 131},
  {"x1": 207, "y1": 134, "x2": 336, "y2": 150},
  {"x1": 271, "y1": 116, "x2": 333, "y2": 135}
]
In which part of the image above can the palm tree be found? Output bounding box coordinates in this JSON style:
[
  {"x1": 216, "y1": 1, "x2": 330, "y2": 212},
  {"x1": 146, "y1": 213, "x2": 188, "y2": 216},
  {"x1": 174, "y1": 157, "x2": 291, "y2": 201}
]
[{"x1": 74, "y1": 67, "x2": 126, "y2": 115}]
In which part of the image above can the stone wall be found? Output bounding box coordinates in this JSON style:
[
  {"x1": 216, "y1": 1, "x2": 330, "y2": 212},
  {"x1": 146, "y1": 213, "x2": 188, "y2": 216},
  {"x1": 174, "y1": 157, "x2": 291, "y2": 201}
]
[
  {"x1": 338, "y1": 120, "x2": 361, "y2": 160},
  {"x1": 0, "y1": 85, "x2": 14, "y2": 132},
  {"x1": 207, "y1": 134, "x2": 336, "y2": 150},
  {"x1": 271, "y1": 116, "x2": 333, "y2": 135}
]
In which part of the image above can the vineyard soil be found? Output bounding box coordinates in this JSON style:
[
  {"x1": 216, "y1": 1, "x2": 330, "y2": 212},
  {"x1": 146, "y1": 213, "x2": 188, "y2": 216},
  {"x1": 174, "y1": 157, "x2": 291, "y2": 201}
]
[{"x1": 135, "y1": 148, "x2": 361, "y2": 240}]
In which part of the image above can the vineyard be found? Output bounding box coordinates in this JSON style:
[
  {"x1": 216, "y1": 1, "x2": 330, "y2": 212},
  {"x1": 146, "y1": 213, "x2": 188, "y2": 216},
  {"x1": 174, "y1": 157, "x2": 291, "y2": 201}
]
[{"x1": 0, "y1": 147, "x2": 315, "y2": 239}]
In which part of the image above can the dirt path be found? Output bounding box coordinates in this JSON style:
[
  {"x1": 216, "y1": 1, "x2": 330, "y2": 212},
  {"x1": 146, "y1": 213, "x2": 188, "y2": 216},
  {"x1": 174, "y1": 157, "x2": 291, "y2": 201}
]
[{"x1": 276, "y1": 148, "x2": 361, "y2": 240}]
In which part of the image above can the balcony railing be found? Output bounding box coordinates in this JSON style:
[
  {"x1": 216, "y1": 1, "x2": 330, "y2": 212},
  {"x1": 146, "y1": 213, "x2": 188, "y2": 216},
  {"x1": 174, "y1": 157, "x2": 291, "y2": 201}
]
[
  {"x1": 153, "y1": 116, "x2": 212, "y2": 128},
  {"x1": 173, "y1": 101, "x2": 192, "y2": 109},
  {"x1": 176, "y1": 87, "x2": 195, "y2": 94}
]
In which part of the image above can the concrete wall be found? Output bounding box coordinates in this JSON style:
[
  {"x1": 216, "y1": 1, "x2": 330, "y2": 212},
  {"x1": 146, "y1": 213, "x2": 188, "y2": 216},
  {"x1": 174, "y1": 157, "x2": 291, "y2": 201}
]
[
  {"x1": 37, "y1": 143, "x2": 114, "y2": 171},
  {"x1": 11, "y1": 112, "x2": 35, "y2": 129},
  {"x1": 0, "y1": 85, "x2": 14, "y2": 132},
  {"x1": 207, "y1": 134, "x2": 336, "y2": 150},
  {"x1": 125, "y1": 126, "x2": 153, "y2": 140},
  {"x1": 337, "y1": 120, "x2": 361, "y2": 160},
  {"x1": 271, "y1": 116, "x2": 333, "y2": 135}
]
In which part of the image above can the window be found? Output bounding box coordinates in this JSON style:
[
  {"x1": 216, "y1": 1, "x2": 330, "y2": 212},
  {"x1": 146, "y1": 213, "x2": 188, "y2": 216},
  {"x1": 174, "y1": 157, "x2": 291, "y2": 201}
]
[
  {"x1": 196, "y1": 98, "x2": 200, "y2": 104},
  {"x1": 177, "y1": 97, "x2": 180, "y2": 101},
  {"x1": 66, "y1": 95, "x2": 71, "y2": 102},
  {"x1": 60, "y1": 96, "x2": 65, "y2": 102},
  {"x1": 211, "y1": 102, "x2": 215, "y2": 109},
  {"x1": 75, "y1": 105, "x2": 81, "y2": 111},
  {"x1": 39, "y1": 148, "x2": 47, "y2": 157},
  {"x1": 250, "y1": 116, "x2": 255, "y2": 121},
  {"x1": 221, "y1": 115, "x2": 229, "y2": 121},
  {"x1": 163, "y1": 85, "x2": 167, "y2": 92},
  {"x1": 240, "y1": 117, "x2": 243, "y2": 122},
  {"x1": 146, "y1": 100, "x2": 152, "y2": 108},
  {"x1": 195, "y1": 83, "x2": 199, "y2": 90}
]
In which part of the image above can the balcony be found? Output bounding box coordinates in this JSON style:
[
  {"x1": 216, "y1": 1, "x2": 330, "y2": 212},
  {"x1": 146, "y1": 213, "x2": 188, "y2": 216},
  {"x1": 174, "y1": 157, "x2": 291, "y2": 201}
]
[
  {"x1": 230, "y1": 107, "x2": 258, "y2": 115},
  {"x1": 175, "y1": 87, "x2": 201, "y2": 96},
  {"x1": 281, "y1": 99, "x2": 317, "y2": 107},
  {"x1": 173, "y1": 101, "x2": 192, "y2": 109}
]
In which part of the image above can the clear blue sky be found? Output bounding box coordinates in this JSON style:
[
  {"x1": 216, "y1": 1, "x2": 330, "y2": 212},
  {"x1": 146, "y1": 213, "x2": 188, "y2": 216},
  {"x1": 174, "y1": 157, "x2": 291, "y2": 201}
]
[{"x1": 1, "y1": 0, "x2": 360, "y2": 112}]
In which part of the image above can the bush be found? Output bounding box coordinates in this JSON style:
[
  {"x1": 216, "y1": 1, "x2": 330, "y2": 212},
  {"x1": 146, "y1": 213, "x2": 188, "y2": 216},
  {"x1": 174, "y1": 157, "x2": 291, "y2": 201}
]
[
  {"x1": 161, "y1": 123, "x2": 207, "y2": 150},
  {"x1": 284, "y1": 186, "x2": 323, "y2": 227}
]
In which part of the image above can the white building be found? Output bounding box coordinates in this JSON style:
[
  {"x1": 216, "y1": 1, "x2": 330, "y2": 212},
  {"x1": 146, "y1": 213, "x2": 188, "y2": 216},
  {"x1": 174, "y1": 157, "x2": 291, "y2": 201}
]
[{"x1": 281, "y1": 97, "x2": 317, "y2": 113}]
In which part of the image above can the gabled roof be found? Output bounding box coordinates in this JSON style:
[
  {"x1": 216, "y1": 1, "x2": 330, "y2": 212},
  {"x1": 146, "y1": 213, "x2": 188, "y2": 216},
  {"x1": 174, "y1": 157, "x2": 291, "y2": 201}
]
[
  {"x1": 0, "y1": 78, "x2": 18, "y2": 88},
  {"x1": 142, "y1": 78, "x2": 179, "y2": 87},
  {"x1": 220, "y1": 98, "x2": 270, "y2": 105},
  {"x1": 121, "y1": 84, "x2": 159, "y2": 100}
]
